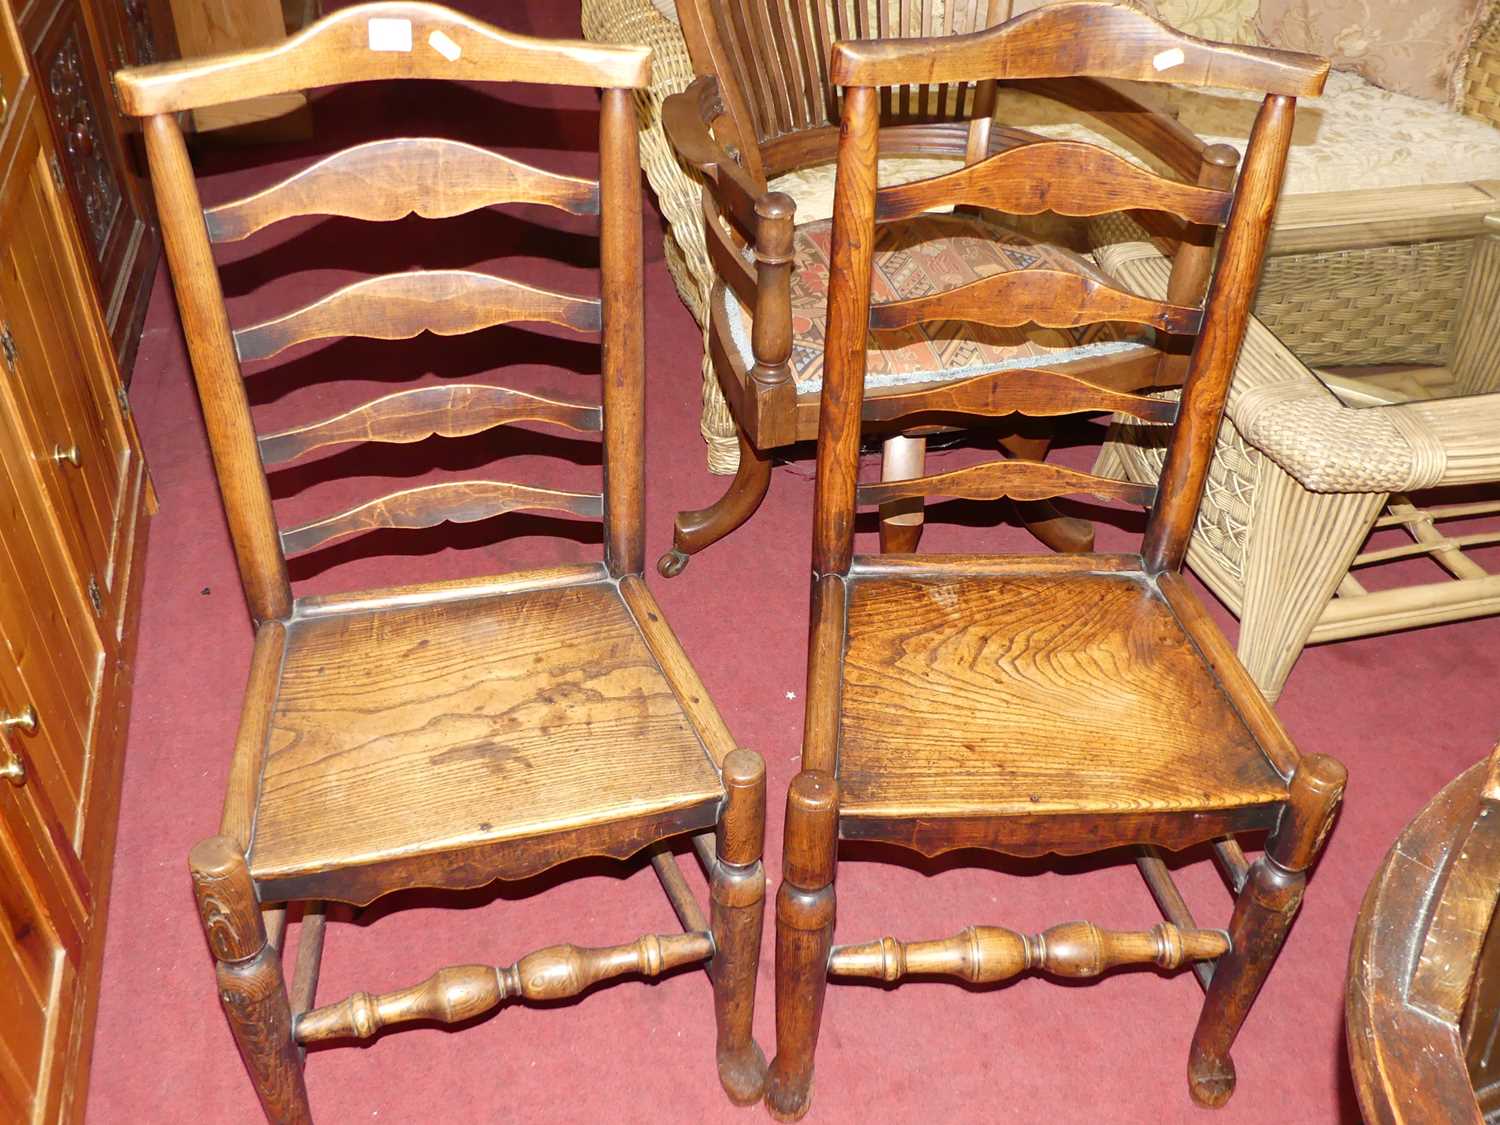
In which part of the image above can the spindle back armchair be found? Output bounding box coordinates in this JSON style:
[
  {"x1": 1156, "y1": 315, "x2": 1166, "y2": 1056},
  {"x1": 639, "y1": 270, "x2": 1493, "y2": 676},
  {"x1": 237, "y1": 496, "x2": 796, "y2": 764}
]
[
  {"x1": 656, "y1": 0, "x2": 1271, "y2": 576},
  {"x1": 116, "y1": 6, "x2": 767, "y2": 1120},
  {"x1": 767, "y1": 6, "x2": 1346, "y2": 1117}
]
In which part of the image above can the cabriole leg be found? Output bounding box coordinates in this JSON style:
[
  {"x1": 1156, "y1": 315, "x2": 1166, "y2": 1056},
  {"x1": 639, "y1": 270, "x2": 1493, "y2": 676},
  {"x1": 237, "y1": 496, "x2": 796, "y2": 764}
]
[
  {"x1": 710, "y1": 749, "x2": 769, "y2": 1104},
  {"x1": 658, "y1": 427, "x2": 773, "y2": 577},
  {"x1": 1187, "y1": 754, "x2": 1346, "y2": 1106},
  {"x1": 766, "y1": 771, "x2": 838, "y2": 1122},
  {"x1": 190, "y1": 835, "x2": 312, "y2": 1125}
]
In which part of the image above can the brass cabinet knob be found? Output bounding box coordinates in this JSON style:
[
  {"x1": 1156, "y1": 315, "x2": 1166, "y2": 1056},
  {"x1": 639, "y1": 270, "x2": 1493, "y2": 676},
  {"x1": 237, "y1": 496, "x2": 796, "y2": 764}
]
[
  {"x1": 52, "y1": 444, "x2": 81, "y2": 468},
  {"x1": 0, "y1": 706, "x2": 37, "y2": 736},
  {"x1": 0, "y1": 705, "x2": 36, "y2": 741},
  {"x1": 0, "y1": 707, "x2": 31, "y2": 788}
]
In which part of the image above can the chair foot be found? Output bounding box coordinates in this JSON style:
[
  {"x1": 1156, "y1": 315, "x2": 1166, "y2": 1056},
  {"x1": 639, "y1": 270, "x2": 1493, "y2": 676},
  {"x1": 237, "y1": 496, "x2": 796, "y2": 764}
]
[
  {"x1": 766, "y1": 772, "x2": 838, "y2": 1123},
  {"x1": 657, "y1": 549, "x2": 690, "y2": 578},
  {"x1": 1015, "y1": 499, "x2": 1095, "y2": 554},
  {"x1": 665, "y1": 428, "x2": 772, "y2": 569},
  {"x1": 1187, "y1": 1050, "x2": 1236, "y2": 1108},
  {"x1": 717, "y1": 1041, "x2": 769, "y2": 1107}
]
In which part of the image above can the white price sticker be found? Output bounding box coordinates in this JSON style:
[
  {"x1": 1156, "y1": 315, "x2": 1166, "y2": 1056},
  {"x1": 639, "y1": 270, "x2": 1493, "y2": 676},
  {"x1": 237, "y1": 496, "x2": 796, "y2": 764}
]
[
  {"x1": 368, "y1": 17, "x2": 413, "y2": 52},
  {"x1": 428, "y1": 30, "x2": 461, "y2": 61},
  {"x1": 1152, "y1": 47, "x2": 1185, "y2": 71}
]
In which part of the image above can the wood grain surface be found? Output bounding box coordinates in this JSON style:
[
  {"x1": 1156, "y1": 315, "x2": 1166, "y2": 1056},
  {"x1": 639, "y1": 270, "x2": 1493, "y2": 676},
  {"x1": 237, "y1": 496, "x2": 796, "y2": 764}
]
[
  {"x1": 205, "y1": 138, "x2": 599, "y2": 242},
  {"x1": 836, "y1": 571, "x2": 1285, "y2": 820},
  {"x1": 248, "y1": 581, "x2": 724, "y2": 898}
]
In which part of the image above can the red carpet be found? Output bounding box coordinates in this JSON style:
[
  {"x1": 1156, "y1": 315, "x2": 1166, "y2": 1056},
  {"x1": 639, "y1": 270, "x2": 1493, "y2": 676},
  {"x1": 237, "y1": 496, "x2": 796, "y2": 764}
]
[{"x1": 87, "y1": 3, "x2": 1500, "y2": 1121}]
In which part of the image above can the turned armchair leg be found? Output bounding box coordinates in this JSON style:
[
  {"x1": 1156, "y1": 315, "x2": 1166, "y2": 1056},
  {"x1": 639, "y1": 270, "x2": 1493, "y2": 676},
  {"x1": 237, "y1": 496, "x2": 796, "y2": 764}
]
[
  {"x1": 190, "y1": 836, "x2": 312, "y2": 1125},
  {"x1": 1187, "y1": 754, "x2": 1346, "y2": 1107},
  {"x1": 709, "y1": 750, "x2": 769, "y2": 1104},
  {"x1": 878, "y1": 434, "x2": 925, "y2": 554},
  {"x1": 766, "y1": 771, "x2": 838, "y2": 1122},
  {"x1": 659, "y1": 427, "x2": 773, "y2": 577}
]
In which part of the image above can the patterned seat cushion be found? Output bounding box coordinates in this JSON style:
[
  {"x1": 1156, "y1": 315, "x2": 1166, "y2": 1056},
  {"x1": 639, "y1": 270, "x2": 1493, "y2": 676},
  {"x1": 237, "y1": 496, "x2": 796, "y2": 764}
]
[{"x1": 721, "y1": 213, "x2": 1149, "y2": 395}]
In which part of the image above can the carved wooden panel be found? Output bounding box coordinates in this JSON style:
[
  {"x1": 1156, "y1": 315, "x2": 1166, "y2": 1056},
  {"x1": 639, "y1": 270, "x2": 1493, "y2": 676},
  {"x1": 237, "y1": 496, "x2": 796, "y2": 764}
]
[{"x1": 45, "y1": 27, "x2": 120, "y2": 256}]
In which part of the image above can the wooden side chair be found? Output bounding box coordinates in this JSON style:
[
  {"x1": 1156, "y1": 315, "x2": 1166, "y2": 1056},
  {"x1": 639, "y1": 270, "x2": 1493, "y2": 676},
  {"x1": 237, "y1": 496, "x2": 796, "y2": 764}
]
[
  {"x1": 114, "y1": 6, "x2": 768, "y2": 1120},
  {"x1": 652, "y1": 0, "x2": 1242, "y2": 576},
  {"x1": 1348, "y1": 741, "x2": 1500, "y2": 1124},
  {"x1": 766, "y1": 6, "x2": 1347, "y2": 1118}
]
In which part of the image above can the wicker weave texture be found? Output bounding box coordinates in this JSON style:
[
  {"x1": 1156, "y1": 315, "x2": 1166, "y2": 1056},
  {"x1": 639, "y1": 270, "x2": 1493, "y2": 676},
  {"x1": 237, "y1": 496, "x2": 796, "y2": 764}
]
[
  {"x1": 1253, "y1": 239, "x2": 1475, "y2": 368},
  {"x1": 1464, "y1": 4, "x2": 1500, "y2": 129},
  {"x1": 581, "y1": 0, "x2": 743, "y2": 473}
]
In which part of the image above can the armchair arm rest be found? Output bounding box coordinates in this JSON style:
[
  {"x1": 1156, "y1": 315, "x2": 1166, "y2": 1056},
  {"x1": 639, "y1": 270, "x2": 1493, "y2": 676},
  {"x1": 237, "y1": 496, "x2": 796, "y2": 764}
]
[
  {"x1": 663, "y1": 77, "x2": 785, "y2": 241},
  {"x1": 1266, "y1": 181, "x2": 1500, "y2": 256}
]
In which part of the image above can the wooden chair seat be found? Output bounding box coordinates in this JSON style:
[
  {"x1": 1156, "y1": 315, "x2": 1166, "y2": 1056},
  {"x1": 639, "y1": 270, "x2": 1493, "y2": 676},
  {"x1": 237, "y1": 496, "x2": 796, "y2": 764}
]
[
  {"x1": 718, "y1": 213, "x2": 1147, "y2": 395},
  {"x1": 245, "y1": 570, "x2": 726, "y2": 905},
  {"x1": 834, "y1": 561, "x2": 1287, "y2": 850}
]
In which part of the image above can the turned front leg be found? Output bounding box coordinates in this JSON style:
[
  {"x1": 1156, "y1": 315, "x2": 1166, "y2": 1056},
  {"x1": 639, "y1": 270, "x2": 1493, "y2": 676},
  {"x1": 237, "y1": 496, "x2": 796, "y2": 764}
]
[
  {"x1": 190, "y1": 836, "x2": 311, "y2": 1125},
  {"x1": 710, "y1": 749, "x2": 769, "y2": 1104},
  {"x1": 1188, "y1": 754, "x2": 1346, "y2": 1106},
  {"x1": 766, "y1": 771, "x2": 838, "y2": 1122}
]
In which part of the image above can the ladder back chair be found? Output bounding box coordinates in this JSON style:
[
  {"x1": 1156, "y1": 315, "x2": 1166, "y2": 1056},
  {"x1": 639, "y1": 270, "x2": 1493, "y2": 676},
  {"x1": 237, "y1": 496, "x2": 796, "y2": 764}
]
[
  {"x1": 654, "y1": 0, "x2": 1242, "y2": 576},
  {"x1": 114, "y1": 6, "x2": 767, "y2": 1120},
  {"x1": 767, "y1": 6, "x2": 1345, "y2": 1118}
]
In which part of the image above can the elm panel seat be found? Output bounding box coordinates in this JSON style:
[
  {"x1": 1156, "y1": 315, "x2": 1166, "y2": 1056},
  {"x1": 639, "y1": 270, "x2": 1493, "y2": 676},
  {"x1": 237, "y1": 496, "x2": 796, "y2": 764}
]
[
  {"x1": 836, "y1": 567, "x2": 1285, "y2": 829},
  {"x1": 249, "y1": 576, "x2": 726, "y2": 901}
]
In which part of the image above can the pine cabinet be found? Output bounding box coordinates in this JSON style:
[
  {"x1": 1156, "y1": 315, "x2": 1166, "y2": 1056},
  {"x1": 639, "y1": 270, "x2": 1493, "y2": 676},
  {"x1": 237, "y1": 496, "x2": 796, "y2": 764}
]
[{"x1": 0, "y1": 0, "x2": 152, "y2": 1117}]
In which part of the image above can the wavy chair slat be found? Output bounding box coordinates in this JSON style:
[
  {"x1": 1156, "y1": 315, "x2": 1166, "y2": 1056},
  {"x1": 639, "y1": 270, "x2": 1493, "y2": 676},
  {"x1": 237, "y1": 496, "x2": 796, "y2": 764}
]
[
  {"x1": 279, "y1": 479, "x2": 605, "y2": 557},
  {"x1": 257, "y1": 384, "x2": 602, "y2": 467},
  {"x1": 875, "y1": 140, "x2": 1233, "y2": 225},
  {"x1": 870, "y1": 268, "x2": 1204, "y2": 335},
  {"x1": 856, "y1": 365, "x2": 1180, "y2": 426},
  {"x1": 232, "y1": 270, "x2": 601, "y2": 363},
  {"x1": 204, "y1": 139, "x2": 599, "y2": 242},
  {"x1": 855, "y1": 458, "x2": 1158, "y2": 507},
  {"x1": 828, "y1": 1, "x2": 1329, "y2": 95},
  {"x1": 114, "y1": 1, "x2": 650, "y2": 115}
]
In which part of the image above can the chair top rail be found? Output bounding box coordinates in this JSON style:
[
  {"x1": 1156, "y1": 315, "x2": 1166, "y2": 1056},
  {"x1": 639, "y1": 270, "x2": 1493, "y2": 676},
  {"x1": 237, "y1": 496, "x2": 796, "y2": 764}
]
[
  {"x1": 829, "y1": 1, "x2": 1328, "y2": 96},
  {"x1": 115, "y1": 1, "x2": 651, "y2": 117},
  {"x1": 204, "y1": 138, "x2": 599, "y2": 243}
]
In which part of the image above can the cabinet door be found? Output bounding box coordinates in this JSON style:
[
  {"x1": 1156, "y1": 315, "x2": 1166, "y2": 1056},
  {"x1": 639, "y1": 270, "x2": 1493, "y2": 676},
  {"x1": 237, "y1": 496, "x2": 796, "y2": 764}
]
[
  {"x1": 0, "y1": 656, "x2": 85, "y2": 1124},
  {"x1": 0, "y1": 108, "x2": 137, "y2": 634},
  {"x1": 24, "y1": 0, "x2": 159, "y2": 378}
]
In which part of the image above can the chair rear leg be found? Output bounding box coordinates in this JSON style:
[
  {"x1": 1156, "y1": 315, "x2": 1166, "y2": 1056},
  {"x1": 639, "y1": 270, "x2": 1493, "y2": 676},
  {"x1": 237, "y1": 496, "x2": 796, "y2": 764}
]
[
  {"x1": 1187, "y1": 754, "x2": 1346, "y2": 1106},
  {"x1": 878, "y1": 434, "x2": 925, "y2": 554},
  {"x1": 659, "y1": 427, "x2": 773, "y2": 577},
  {"x1": 710, "y1": 750, "x2": 769, "y2": 1104},
  {"x1": 190, "y1": 836, "x2": 313, "y2": 1125},
  {"x1": 766, "y1": 771, "x2": 839, "y2": 1122}
]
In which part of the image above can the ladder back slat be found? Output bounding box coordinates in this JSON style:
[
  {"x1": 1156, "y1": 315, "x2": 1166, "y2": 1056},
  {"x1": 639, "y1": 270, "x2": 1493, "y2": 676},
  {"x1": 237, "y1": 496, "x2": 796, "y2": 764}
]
[
  {"x1": 828, "y1": 1, "x2": 1329, "y2": 95},
  {"x1": 869, "y1": 268, "x2": 1204, "y2": 335},
  {"x1": 256, "y1": 383, "x2": 602, "y2": 466},
  {"x1": 858, "y1": 365, "x2": 1180, "y2": 426},
  {"x1": 279, "y1": 480, "x2": 605, "y2": 557},
  {"x1": 204, "y1": 139, "x2": 599, "y2": 242},
  {"x1": 232, "y1": 270, "x2": 601, "y2": 363},
  {"x1": 114, "y1": 2, "x2": 651, "y2": 115},
  {"x1": 856, "y1": 459, "x2": 1158, "y2": 508},
  {"x1": 875, "y1": 140, "x2": 1233, "y2": 226}
]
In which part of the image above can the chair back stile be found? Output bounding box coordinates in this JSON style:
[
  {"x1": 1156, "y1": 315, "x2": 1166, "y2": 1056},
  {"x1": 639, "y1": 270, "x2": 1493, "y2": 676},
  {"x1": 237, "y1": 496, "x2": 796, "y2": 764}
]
[
  {"x1": 811, "y1": 2, "x2": 1325, "y2": 588},
  {"x1": 117, "y1": 3, "x2": 652, "y2": 624}
]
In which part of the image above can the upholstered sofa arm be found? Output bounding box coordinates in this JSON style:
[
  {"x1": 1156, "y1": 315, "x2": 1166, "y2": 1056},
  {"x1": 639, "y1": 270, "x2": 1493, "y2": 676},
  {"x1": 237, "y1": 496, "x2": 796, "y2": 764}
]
[{"x1": 1097, "y1": 239, "x2": 1500, "y2": 494}]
